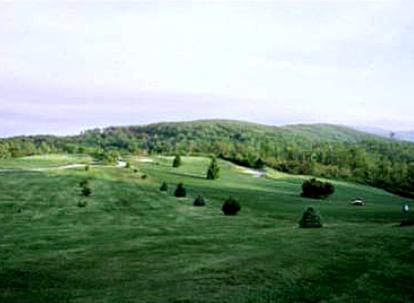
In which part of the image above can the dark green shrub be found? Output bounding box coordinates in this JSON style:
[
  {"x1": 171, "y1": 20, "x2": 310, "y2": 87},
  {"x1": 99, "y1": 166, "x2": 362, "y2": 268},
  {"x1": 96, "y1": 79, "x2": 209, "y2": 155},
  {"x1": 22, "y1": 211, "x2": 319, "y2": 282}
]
[
  {"x1": 77, "y1": 200, "x2": 87, "y2": 207},
  {"x1": 84, "y1": 165, "x2": 90, "y2": 171},
  {"x1": 301, "y1": 178, "x2": 335, "y2": 199},
  {"x1": 400, "y1": 218, "x2": 414, "y2": 227},
  {"x1": 79, "y1": 179, "x2": 89, "y2": 188},
  {"x1": 133, "y1": 169, "x2": 138, "y2": 173},
  {"x1": 141, "y1": 174, "x2": 148, "y2": 179},
  {"x1": 222, "y1": 197, "x2": 241, "y2": 215},
  {"x1": 206, "y1": 157, "x2": 220, "y2": 180},
  {"x1": 173, "y1": 154, "x2": 182, "y2": 168},
  {"x1": 299, "y1": 207, "x2": 322, "y2": 228},
  {"x1": 81, "y1": 185, "x2": 92, "y2": 197},
  {"x1": 174, "y1": 182, "x2": 186, "y2": 198},
  {"x1": 193, "y1": 195, "x2": 206, "y2": 206},
  {"x1": 160, "y1": 182, "x2": 168, "y2": 191},
  {"x1": 125, "y1": 162, "x2": 131, "y2": 168}
]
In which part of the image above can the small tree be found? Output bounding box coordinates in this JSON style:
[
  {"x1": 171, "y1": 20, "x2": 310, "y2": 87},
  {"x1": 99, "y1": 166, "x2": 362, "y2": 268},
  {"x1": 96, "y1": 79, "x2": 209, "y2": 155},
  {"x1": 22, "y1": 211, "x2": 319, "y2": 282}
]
[
  {"x1": 125, "y1": 161, "x2": 131, "y2": 169},
  {"x1": 173, "y1": 154, "x2": 182, "y2": 168},
  {"x1": 79, "y1": 179, "x2": 89, "y2": 188},
  {"x1": 81, "y1": 185, "x2": 92, "y2": 197},
  {"x1": 193, "y1": 195, "x2": 206, "y2": 206},
  {"x1": 299, "y1": 207, "x2": 322, "y2": 228},
  {"x1": 254, "y1": 158, "x2": 265, "y2": 169},
  {"x1": 84, "y1": 165, "x2": 90, "y2": 172},
  {"x1": 206, "y1": 157, "x2": 220, "y2": 180},
  {"x1": 160, "y1": 182, "x2": 168, "y2": 191},
  {"x1": 222, "y1": 197, "x2": 241, "y2": 215},
  {"x1": 174, "y1": 182, "x2": 186, "y2": 198}
]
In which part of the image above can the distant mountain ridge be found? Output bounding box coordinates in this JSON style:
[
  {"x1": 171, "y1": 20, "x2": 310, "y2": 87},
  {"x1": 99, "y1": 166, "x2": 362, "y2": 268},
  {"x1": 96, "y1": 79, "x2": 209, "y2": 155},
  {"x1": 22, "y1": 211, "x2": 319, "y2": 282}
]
[
  {"x1": 93, "y1": 119, "x2": 388, "y2": 146},
  {"x1": 353, "y1": 126, "x2": 414, "y2": 143}
]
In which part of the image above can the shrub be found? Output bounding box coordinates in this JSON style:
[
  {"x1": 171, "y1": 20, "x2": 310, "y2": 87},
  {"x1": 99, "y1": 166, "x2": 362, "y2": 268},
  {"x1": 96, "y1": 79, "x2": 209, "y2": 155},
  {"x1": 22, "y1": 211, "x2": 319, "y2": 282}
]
[
  {"x1": 222, "y1": 197, "x2": 241, "y2": 215},
  {"x1": 133, "y1": 169, "x2": 138, "y2": 173},
  {"x1": 81, "y1": 185, "x2": 92, "y2": 197},
  {"x1": 77, "y1": 200, "x2": 87, "y2": 207},
  {"x1": 160, "y1": 182, "x2": 168, "y2": 191},
  {"x1": 193, "y1": 195, "x2": 206, "y2": 206},
  {"x1": 125, "y1": 162, "x2": 131, "y2": 168},
  {"x1": 174, "y1": 182, "x2": 186, "y2": 198},
  {"x1": 84, "y1": 165, "x2": 90, "y2": 171},
  {"x1": 141, "y1": 174, "x2": 148, "y2": 180},
  {"x1": 400, "y1": 218, "x2": 414, "y2": 227},
  {"x1": 301, "y1": 178, "x2": 335, "y2": 199},
  {"x1": 173, "y1": 154, "x2": 182, "y2": 168},
  {"x1": 299, "y1": 207, "x2": 322, "y2": 228},
  {"x1": 79, "y1": 179, "x2": 89, "y2": 188},
  {"x1": 206, "y1": 157, "x2": 220, "y2": 180}
]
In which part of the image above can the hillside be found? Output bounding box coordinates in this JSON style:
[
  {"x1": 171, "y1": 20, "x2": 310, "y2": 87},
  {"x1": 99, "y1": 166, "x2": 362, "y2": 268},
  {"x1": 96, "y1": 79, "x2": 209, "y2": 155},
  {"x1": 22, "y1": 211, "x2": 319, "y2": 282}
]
[
  {"x1": 96, "y1": 119, "x2": 385, "y2": 146},
  {"x1": 1, "y1": 155, "x2": 413, "y2": 302},
  {"x1": 1, "y1": 119, "x2": 413, "y2": 197}
]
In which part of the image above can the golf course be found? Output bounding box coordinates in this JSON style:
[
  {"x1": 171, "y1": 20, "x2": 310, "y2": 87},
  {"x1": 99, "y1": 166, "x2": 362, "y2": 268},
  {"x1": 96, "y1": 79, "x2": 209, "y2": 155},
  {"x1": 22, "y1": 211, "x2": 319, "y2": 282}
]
[{"x1": 1, "y1": 154, "x2": 413, "y2": 303}]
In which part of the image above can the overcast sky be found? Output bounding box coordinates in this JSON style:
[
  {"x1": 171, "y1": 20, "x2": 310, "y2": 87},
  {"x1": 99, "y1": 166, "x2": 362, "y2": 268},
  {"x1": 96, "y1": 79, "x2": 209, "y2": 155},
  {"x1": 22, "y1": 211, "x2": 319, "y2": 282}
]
[{"x1": 1, "y1": 0, "x2": 414, "y2": 136}]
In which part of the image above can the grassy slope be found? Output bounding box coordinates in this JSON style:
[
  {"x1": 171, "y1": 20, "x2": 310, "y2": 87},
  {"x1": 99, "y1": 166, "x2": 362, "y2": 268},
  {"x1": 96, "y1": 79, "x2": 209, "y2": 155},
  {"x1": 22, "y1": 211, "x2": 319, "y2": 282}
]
[{"x1": 0, "y1": 155, "x2": 413, "y2": 303}]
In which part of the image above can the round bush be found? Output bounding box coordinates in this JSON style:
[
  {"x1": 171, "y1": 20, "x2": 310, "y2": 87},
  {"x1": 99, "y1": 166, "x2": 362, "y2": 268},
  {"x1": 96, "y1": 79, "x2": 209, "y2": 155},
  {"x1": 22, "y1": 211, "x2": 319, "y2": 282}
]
[
  {"x1": 299, "y1": 207, "x2": 322, "y2": 228},
  {"x1": 400, "y1": 218, "x2": 414, "y2": 227},
  {"x1": 193, "y1": 195, "x2": 206, "y2": 206},
  {"x1": 222, "y1": 197, "x2": 241, "y2": 215},
  {"x1": 141, "y1": 174, "x2": 148, "y2": 180},
  {"x1": 174, "y1": 182, "x2": 187, "y2": 198},
  {"x1": 301, "y1": 178, "x2": 335, "y2": 199}
]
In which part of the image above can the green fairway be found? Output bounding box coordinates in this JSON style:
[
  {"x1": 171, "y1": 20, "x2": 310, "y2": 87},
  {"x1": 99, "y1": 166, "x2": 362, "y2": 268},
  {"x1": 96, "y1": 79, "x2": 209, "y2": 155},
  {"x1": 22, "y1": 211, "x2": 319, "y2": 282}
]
[{"x1": 1, "y1": 155, "x2": 413, "y2": 303}]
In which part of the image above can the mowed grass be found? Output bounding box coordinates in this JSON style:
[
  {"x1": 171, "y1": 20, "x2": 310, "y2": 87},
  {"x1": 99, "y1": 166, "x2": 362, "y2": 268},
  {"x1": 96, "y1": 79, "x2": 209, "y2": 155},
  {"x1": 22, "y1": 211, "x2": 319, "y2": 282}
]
[
  {"x1": 0, "y1": 155, "x2": 413, "y2": 303},
  {"x1": 0, "y1": 154, "x2": 92, "y2": 169}
]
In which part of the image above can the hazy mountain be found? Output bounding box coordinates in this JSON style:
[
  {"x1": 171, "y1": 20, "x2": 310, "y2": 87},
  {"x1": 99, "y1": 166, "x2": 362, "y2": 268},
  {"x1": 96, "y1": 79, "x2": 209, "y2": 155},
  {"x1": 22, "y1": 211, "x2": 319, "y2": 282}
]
[{"x1": 353, "y1": 126, "x2": 414, "y2": 142}]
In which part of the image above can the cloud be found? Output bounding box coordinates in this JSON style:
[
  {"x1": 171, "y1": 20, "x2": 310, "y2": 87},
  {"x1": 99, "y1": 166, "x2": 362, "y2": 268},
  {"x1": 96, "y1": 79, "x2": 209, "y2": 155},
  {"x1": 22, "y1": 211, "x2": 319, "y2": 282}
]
[{"x1": 0, "y1": 0, "x2": 413, "y2": 135}]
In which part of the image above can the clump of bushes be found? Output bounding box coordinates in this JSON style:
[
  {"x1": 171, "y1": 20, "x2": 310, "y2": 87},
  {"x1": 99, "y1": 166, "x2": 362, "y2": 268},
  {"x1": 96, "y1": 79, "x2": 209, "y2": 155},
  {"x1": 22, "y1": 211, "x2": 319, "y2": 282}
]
[
  {"x1": 206, "y1": 157, "x2": 220, "y2": 180},
  {"x1": 174, "y1": 182, "x2": 186, "y2": 198},
  {"x1": 173, "y1": 154, "x2": 182, "y2": 168},
  {"x1": 301, "y1": 178, "x2": 335, "y2": 199},
  {"x1": 193, "y1": 195, "x2": 206, "y2": 206},
  {"x1": 222, "y1": 197, "x2": 241, "y2": 215},
  {"x1": 160, "y1": 182, "x2": 168, "y2": 191},
  {"x1": 299, "y1": 207, "x2": 322, "y2": 228}
]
